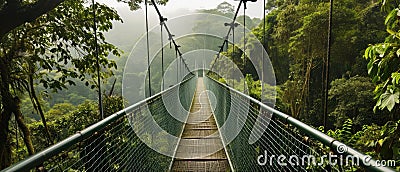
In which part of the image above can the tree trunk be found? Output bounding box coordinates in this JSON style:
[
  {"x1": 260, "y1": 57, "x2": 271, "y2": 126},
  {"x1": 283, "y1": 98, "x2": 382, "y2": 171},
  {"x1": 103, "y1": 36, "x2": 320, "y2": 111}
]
[
  {"x1": 14, "y1": 97, "x2": 35, "y2": 156},
  {"x1": 0, "y1": 57, "x2": 35, "y2": 169},
  {"x1": 0, "y1": 57, "x2": 13, "y2": 169},
  {"x1": 0, "y1": 110, "x2": 12, "y2": 169},
  {"x1": 28, "y1": 70, "x2": 53, "y2": 145},
  {"x1": 0, "y1": 0, "x2": 65, "y2": 39}
]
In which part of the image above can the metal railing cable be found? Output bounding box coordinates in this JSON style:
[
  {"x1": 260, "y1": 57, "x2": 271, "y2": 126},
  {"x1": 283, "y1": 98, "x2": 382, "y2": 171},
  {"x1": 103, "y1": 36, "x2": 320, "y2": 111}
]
[
  {"x1": 204, "y1": 76, "x2": 395, "y2": 172},
  {"x1": 2, "y1": 76, "x2": 197, "y2": 172}
]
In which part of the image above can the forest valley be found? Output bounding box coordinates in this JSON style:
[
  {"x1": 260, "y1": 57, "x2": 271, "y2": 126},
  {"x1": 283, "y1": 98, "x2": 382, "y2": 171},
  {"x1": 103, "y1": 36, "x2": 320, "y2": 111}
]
[{"x1": 0, "y1": 0, "x2": 400, "y2": 171}]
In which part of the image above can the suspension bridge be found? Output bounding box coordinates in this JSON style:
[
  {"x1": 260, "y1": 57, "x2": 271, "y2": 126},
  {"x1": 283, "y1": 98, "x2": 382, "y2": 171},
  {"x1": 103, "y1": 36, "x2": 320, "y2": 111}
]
[{"x1": 2, "y1": 0, "x2": 396, "y2": 171}]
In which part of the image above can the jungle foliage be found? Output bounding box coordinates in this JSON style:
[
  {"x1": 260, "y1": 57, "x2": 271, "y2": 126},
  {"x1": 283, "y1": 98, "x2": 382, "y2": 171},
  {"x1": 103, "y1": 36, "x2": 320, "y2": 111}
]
[{"x1": 213, "y1": 0, "x2": 400, "y2": 169}]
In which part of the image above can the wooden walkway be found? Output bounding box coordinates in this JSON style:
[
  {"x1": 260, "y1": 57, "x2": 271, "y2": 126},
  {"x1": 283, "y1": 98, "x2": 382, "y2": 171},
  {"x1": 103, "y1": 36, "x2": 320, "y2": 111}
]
[{"x1": 171, "y1": 77, "x2": 231, "y2": 171}]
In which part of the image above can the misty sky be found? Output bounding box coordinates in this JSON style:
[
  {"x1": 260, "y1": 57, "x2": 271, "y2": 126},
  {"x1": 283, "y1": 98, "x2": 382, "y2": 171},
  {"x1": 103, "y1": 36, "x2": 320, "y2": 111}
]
[
  {"x1": 100, "y1": 0, "x2": 267, "y2": 52},
  {"x1": 97, "y1": 0, "x2": 268, "y2": 103},
  {"x1": 98, "y1": 0, "x2": 266, "y2": 18}
]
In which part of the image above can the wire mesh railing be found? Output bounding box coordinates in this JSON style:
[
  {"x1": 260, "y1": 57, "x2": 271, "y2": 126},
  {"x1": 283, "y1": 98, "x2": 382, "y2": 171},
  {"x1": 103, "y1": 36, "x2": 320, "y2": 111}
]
[
  {"x1": 204, "y1": 75, "x2": 395, "y2": 172},
  {"x1": 2, "y1": 75, "x2": 196, "y2": 172},
  {"x1": 3, "y1": 74, "x2": 395, "y2": 172}
]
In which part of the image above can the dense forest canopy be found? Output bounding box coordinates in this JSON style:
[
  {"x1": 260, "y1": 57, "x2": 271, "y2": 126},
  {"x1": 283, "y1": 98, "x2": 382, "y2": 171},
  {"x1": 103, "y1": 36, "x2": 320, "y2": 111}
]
[
  {"x1": 0, "y1": 0, "x2": 173, "y2": 169},
  {"x1": 0, "y1": 0, "x2": 124, "y2": 168},
  {"x1": 212, "y1": 0, "x2": 400, "y2": 169},
  {"x1": 0, "y1": 0, "x2": 400, "y2": 170}
]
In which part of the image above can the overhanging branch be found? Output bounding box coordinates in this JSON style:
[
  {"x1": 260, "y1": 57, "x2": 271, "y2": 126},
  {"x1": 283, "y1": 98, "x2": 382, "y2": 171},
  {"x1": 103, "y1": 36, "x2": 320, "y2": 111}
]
[{"x1": 0, "y1": 0, "x2": 65, "y2": 39}]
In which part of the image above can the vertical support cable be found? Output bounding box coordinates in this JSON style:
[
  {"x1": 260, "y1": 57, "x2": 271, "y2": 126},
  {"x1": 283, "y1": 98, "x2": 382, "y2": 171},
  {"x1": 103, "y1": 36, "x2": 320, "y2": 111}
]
[
  {"x1": 243, "y1": 1, "x2": 247, "y2": 94},
  {"x1": 209, "y1": 1, "x2": 242, "y2": 74},
  {"x1": 150, "y1": 0, "x2": 192, "y2": 75},
  {"x1": 145, "y1": 0, "x2": 152, "y2": 97},
  {"x1": 176, "y1": 47, "x2": 179, "y2": 83},
  {"x1": 225, "y1": 22, "x2": 238, "y2": 88},
  {"x1": 324, "y1": 0, "x2": 333, "y2": 130},
  {"x1": 180, "y1": 55, "x2": 182, "y2": 80},
  {"x1": 261, "y1": 0, "x2": 266, "y2": 100},
  {"x1": 160, "y1": 22, "x2": 164, "y2": 90},
  {"x1": 181, "y1": 56, "x2": 183, "y2": 80},
  {"x1": 91, "y1": 1, "x2": 105, "y2": 169},
  {"x1": 204, "y1": 35, "x2": 206, "y2": 72},
  {"x1": 181, "y1": 57, "x2": 184, "y2": 79},
  {"x1": 232, "y1": 25, "x2": 235, "y2": 88},
  {"x1": 92, "y1": 0, "x2": 103, "y2": 120},
  {"x1": 203, "y1": 61, "x2": 205, "y2": 77}
]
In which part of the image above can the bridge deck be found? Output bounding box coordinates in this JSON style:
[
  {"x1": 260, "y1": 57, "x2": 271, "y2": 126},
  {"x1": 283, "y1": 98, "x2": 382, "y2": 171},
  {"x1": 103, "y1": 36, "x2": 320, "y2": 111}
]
[{"x1": 171, "y1": 77, "x2": 231, "y2": 171}]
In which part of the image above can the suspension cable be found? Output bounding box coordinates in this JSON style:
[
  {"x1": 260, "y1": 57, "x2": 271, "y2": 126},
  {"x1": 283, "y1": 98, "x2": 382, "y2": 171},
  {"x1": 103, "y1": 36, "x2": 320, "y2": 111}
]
[
  {"x1": 145, "y1": 0, "x2": 152, "y2": 96},
  {"x1": 91, "y1": 0, "x2": 104, "y2": 120},
  {"x1": 324, "y1": 0, "x2": 333, "y2": 130},
  {"x1": 243, "y1": 1, "x2": 247, "y2": 94},
  {"x1": 175, "y1": 46, "x2": 179, "y2": 83},
  {"x1": 209, "y1": 0, "x2": 243, "y2": 73},
  {"x1": 150, "y1": 0, "x2": 192, "y2": 75},
  {"x1": 232, "y1": 23, "x2": 235, "y2": 88},
  {"x1": 180, "y1": 56, "x2": 183, "y2": 79},
  {"x1": 160, "y1": 19, "x2": 166, "y2": 90},
  {"x1": 261, "y1": 0, "x2": 266, "y2": 99},
  {"x1": 178, "y1": 47, "x2": 180, "y2": 82}
]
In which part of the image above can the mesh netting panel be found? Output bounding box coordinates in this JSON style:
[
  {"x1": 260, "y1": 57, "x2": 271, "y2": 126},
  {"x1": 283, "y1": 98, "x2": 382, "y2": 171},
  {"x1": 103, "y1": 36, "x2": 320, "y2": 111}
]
[
  {"x1": 7, "y1": 76, "x2": 196, "y2": 172},
  {"x1": 204, "y1": 76, "x2": 340, "y2": 171}
]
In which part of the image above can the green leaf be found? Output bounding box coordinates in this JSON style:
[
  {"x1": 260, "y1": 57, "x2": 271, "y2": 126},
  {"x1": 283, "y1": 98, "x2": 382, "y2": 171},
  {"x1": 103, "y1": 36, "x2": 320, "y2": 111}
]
[
  {"x1": 367, "y1": 59, "x2": 376, "y2": 75},
  {"x1": 392, "y1": 72, "x2": 400, "y2": 84},
  {"x1": 365, "y1": 46, "x2": 372, "y2": 59},
  {"x1": 379, "y1": 90, "x2": 400, "y2": 111},
  {"x1": 387, "y1": 28, "x2": 396, "y2": 35},
  {"x1": 396, "y1": 48, "x2": 400, "y2": 57},
  {"x1": 385, "y1": 8, "x2": 398, "y2": 25}
]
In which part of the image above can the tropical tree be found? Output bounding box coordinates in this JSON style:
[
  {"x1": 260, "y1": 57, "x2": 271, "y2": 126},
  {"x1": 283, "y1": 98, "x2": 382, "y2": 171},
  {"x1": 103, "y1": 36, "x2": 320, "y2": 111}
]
[
  {"x1": 0, "y1": 0, "x2": 166, "y2": 38},
  {"x1": 0, "y1": 0, "x2": 121, "y2": 168},
  {"x1": 328, "y1": 76, "x2": 390, "y2": 129},
  {"x1": 364, "y1": 1, "x2": 400, "y2": 113}
]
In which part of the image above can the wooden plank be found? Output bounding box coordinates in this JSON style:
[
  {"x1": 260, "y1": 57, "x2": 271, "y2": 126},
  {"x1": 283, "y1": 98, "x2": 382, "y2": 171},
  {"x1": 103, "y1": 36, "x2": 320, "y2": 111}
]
[{"x1": 171, "y1": 77, "x2": 231, "y2": 171}]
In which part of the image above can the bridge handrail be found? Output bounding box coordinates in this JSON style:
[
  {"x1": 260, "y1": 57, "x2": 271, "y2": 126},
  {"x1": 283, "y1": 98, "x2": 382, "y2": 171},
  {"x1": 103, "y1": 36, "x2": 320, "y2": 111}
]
[
  {"x1": 206, "y1": 76, "x2": 395, "y2": 172},
  {"x1": 2, "y1": 75, "x2": 195, "y2": 172}
]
